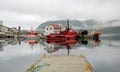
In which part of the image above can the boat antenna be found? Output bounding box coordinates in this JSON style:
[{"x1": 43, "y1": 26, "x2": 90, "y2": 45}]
[{"x1": 31, "y1": 26, "x2": 33, "y2": 32}]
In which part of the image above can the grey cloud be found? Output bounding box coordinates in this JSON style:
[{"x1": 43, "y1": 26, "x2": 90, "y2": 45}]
[
  {"x1": 0, "y1": 0, "x2": 120, "y2": 29},
  {"x1": 0, "y1": 0, "x2": 119, "y2": 19}
]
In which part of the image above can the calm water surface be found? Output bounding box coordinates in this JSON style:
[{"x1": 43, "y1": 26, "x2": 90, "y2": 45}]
[{"x1": 0, "y1": 35, "x2": 120, "y2": 72}]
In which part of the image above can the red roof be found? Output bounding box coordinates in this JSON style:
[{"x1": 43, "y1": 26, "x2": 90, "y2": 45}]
[{"x1": 50, "y1": 24, "x2": 62, "y2": 29}]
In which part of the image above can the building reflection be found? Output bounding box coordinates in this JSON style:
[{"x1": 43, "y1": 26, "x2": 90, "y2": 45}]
[
  {"x1": 44, "y1": 43, "x2": 60, "y2": 53},
  {"x1": 0, "y1": 41, "x2": 4, "y2": 51},
  {"x1": 0, "y1": 38, "x2": 18, "y2": 52}
]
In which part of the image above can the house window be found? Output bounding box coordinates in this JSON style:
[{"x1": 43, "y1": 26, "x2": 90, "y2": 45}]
[
  {"x1": 47, "y1": 28, "x2": 48, "y2": 30},
  {"x1": 50, "y1": 27, "x2": 52, "y2": 30}
]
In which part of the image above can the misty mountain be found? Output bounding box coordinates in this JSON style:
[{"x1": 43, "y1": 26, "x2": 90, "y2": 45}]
[
  {"x1": 100, "y1": 26, "x2": 120, "y2": 34},
  {"x1": 101, "y1": 19, "x2": 120, "y2": 28},
  {"x1": 36, "y1": 19, "x2": 100, "y2": 30},
  {"x1": 100, "y1": 19, "x2": 120, "y2": 34},
  {"x1": 36, "y1": 19, "x2": 120, "y2": 34}
]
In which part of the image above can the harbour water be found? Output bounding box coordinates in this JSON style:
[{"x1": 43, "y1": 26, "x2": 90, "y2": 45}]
[{"x1": 0, "y1": 35, "x2": 120, "y2": 72}]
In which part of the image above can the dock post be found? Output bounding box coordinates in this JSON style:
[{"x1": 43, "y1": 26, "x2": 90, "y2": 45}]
[
  {"x1": 85, "y1": 64, "x2": 90, "y2": 71},
  {"x1": 43, "y1": 54, "x2": 47, "y2": 58},
  {"x1": 80, "y1": 54, "x2": 83, "y2": 58},
  {"x1": 30, "y1": 64, "x2": 36, "y2": 71}
]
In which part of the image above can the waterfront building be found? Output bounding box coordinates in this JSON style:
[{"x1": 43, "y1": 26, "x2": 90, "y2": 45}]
[{"x1": 44, "y1": 24, "x2": 62, "y2": 36}]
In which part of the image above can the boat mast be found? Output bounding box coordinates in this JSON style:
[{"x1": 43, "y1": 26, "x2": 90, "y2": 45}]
[
  {"x1": 67, "y1": 19, "x2": 70, "y2": 31},
  {"x1": 67, "y1": 19, "x2": 70, "y2": 28}
]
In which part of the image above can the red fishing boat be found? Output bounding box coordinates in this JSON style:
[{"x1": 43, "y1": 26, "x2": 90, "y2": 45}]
[
  {"x1": 27, "y1": 27, "x2": 38, "y2": 37},
  {"x1": 47, "y1": 20, "x2": 78, "y2": 42},
  {"x1": 94, "y1": 31, "x2": 101, "y2": 36},
  {"x1": 46, "y1": 20, "x2": 101, "y2": 42}
]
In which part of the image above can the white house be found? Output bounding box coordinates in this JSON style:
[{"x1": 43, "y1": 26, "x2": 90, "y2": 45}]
[
  {"x1": 44, "y1": 24, "x2": 62, "y2": 36},
  {"x1": 10, "y1": 27, "x2": 18, "y2": 33},
  {"x1": 0, "y1": 25, "x2": 9, "y2": 33}
]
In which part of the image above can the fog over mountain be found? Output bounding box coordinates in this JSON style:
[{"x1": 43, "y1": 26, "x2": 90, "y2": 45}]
[{"x1": 37, "y1": 19, "x2": 120, "y2": 34}]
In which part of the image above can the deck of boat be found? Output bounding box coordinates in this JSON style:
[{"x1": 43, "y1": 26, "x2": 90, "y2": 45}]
[{"x1": 26, "y1": 54, "x2": 94, "y2": 72}]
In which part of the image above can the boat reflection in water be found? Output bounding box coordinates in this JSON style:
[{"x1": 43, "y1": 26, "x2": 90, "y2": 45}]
[
  {"x1": 44, "y1": 38, "x2": 101, "y2": 55},
  {"x1": 27, "y1": 39, "x2": 38, "y2": 48},
  {"x1": 28, "y1": 40, "x2": 38, "y2": 46}
]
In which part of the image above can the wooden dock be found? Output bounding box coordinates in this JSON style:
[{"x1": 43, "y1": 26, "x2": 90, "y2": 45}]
[{"x1": 26, "y1": 54, "x2": 94, "y2": 72}]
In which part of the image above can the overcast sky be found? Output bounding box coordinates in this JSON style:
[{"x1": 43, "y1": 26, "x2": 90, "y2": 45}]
[{"x1": 0, "y1": 0, "x2": 120, "y2": 30}]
